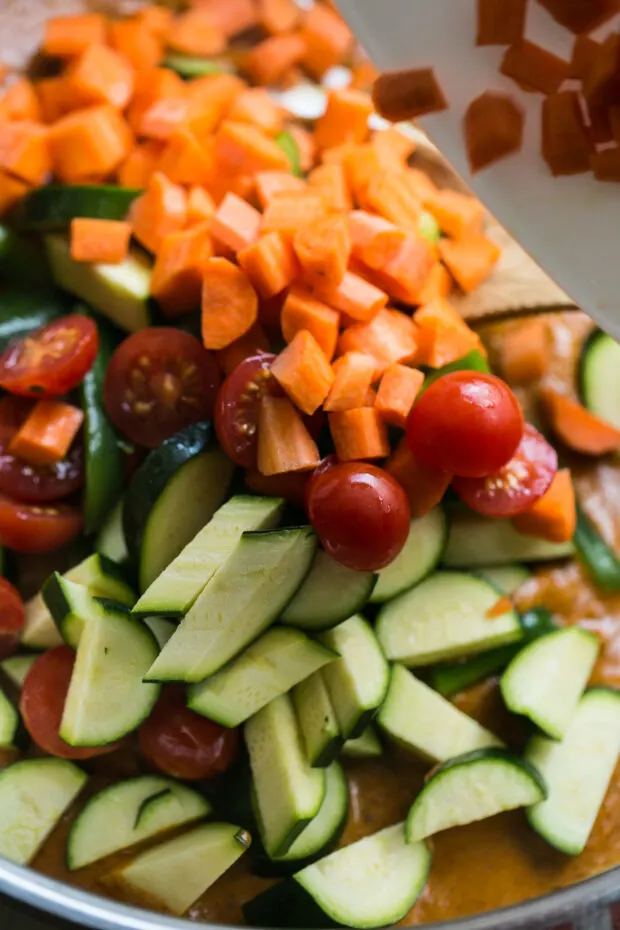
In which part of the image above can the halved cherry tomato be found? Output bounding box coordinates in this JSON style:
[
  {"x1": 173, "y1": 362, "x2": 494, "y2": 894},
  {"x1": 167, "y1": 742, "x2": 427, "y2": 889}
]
[
  {"x1": 104, "y1": 329, "x2": 220, "y2": 449},
  {"x1": 0, "y1": 438, "x2": 84, "y2": 503},
  {"x1": 138, "y1": 686, "x2": 240, "y2": 781},
  {"x1": 406, "y1": 371, "x2": 524, "y2": 478},
  {"x1": 452, "y1": 424, "x2": 558, "y2": 517},
  {"x1": 0, "y1": 578, "x2": 25, "y2": 660},
  {"x1": 214, "y1": 353, "x2": 278, "y2": 468},
  {"x1": 0, "y1": 495, "x2": 82, "y2": 552},
  {"x1": 306, "y1": 462, "x2": 411, "y2": 571},
  {"x1": 245, "y1": 468, "x2": 310, "y2": 507},
  {"x1": 0, "y1": 315, "x2": 98, "y2": 397},
  {"x1": 20, "y1": 646, "x2": 122, "y2": 760}
]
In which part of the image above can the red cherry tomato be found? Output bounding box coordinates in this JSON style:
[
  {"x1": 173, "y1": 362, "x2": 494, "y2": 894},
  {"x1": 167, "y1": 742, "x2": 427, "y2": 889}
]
[
  {"x1": 20, "y1": 647, "x2": 122, "y2": 759},
  {"x1": 406, "y1": 371, "x2": 524, "y2": 478},
  {"x1": 304, "y1": 454, "x2": 338, "y2": 511},
  {"x1": 138, "y1": 686, "x2": 240, "y2": 781},
  {"x1": 214, "y1": 354, "x2": 278, "y2": 468},
  {"x1": 452, "y1": 424, "x2": 558, "y2": 517},
  {"x1": 104, "y1": 329, "x2": 220, "y2": 449},
  {"x1": 0, "y1": 495, "x2": 82, "y2": 553},
  {"x1": 0, "y1": 315, "x2": 98, "y2": 397},
  {"x1": 0, "y1": 437, "x2": 84, "y2": 504},
  {"x1": 306, "y1": 462, "x2": 411, "y2": 571},
  {"x1": 0, "y1": 578, "x2": 25, "y2": 659}
]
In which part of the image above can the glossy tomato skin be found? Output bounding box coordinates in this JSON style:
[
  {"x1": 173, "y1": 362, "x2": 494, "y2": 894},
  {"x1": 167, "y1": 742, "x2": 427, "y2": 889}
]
[
  {"x1": 21, "y1": 647, "x2": 122, "y2": 760},
  {"x1": 104, "y1": 329, "x2": 220, "y2": 449},
  {"x1": 0, "y1": 315, "x2": 98, "y2": 397},
  {"x1": 214, "y1": 354, "x2": 278, "y2": 469},
  {"x1": 406, "y1": 371, "x2": 524, "y2": 478},
  {"x1": 0, "y1": 437, "x2": 84, "y2": 503},
  {"x1": 452, "y1": 424, "x2": 558, "y2": 517},
  {"x1": 0, "y1": 495, "x2": 82, "y2": 553},
  {"x1": 306, "y1": 462, "x2": 411, "y2": 571},
  {"x1": 303, "y1": 454, "x2": 338, "y2": 511},
  {"x1": 138, "y1": 686, "x2": 240, "y2": 781},
  {"x1": 0, "y1": 577, "x2": 24, "y2": 659}
]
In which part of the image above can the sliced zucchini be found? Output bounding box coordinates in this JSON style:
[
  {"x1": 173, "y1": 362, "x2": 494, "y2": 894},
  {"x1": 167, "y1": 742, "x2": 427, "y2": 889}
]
[
  {"x1": 526, "y1": 688, "x2": 620, "y2": 855},
  {"x1": 45, "y1": 234, "x2": 151, "y2": 333},
  {"x1": 418, "y1": 210, "x2": 441, "y2": 243},
  {"x1": 478, "y1": 564, "x2": 531, "y2": 595},
  {"x1": 378, "y1": 664, "x2": 502, "y2": 763},
  {"x1": 246, "y1": 693, "x2": 326, "y2": 858},
  {"x1": 342, "y1": 726, "x2": 383, "y2": 759},
  {"x1": 60, "y1": 604, "x2": 159, "y2": 746},
  {"x1": 443, "y1": 512, "x2": 574, "y2": 568},
  {"x1": 67, "y1": 775, "x2": 210, "y2": 870},
  {"x1": 292, "y1": 670, "x2": 342, "y2": 768},
  {"x1": 163, "y1": 53, "x2": 227, "y2": 77},
  {"x1": 406, "y1": 748, "x2": 546, "y2": 842},
  {"x1": 580, "y1": 329, "x2": 620, "y2": 430},
  {"x1": 133, "y1": 494, "x2": 283, "y2": 616},
  {"x1": 370, "y1": 508, "x2": 447, "y2": 603},
  {"x1": 0, "y1": 689, "x2": 18, "y2": 747},
  {"x1": 275, "y1": 130, "x2": 302, "y2": 177},
  {"x1": 319, "y1": 615, "x2": 389, "y2": 740},
  {"x1": 106, "y1": 822, "x2": 250, "y2": 916},
  {"x1": 0, "y1": 654, "x2": 38, "y2": 690},
  {"x1": 574, "y1": 503, "x2": 620, "y2": 593},
  {"x1": 143, "y1": 617, "x2": 177, "y2": 650},
  {"x1": 0, "y1": 283, "x2": 65, "y2": 352},
  {"x1": 19, "y1": 185, "x2": 141, "y2": 231},
  {"x1": 146, "y1": 527, "x2": 317, "y2": 683},
  {"x1": 95, "y1": 500, "x2": 128, "y2": 564},
  {"x1": 281, "y1": 550, "x2": 377, "y2": 631},
  {"x1": 501, "y1": 627, "x2": 599, "y2": 740},
  {"x1": 377, "y1": 571, "x2": 522, "y2": 667},
  {"x1": 188, "y1": 628, "x2": 336, "y2": 727},
  {"x1": 43, "y1": 567, "x2": 135, "y2": 647},
  {"x1": 0, "y1": 758, "x2": 87, "y2": 865}
]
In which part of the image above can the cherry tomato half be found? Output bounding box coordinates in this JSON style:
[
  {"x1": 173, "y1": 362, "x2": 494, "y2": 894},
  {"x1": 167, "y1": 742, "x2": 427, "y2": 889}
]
[
  {"x1": 406, "y1": 371, "x2": 524, "y2": 478},
  {"x1": 0, "y1": 437, "x2": 84, "y2": 504},
  {"x1": 306, "y1": 462, "x2": 411, "y2": 571},
  {"x1": 138, "y1": 686, "x2": 240, "y2": 781},
  {"x1": 20, "y1": 647, "x2": 122, "y2": 759},
  {"x1": 0, "y1": 578, "x2": 25, "y2": 660},
  {"x1": 0, "y1": 315, "x2": 98, "y2": 397},
  {"x1": 452, "y1": 424, "x2": 558, "y2": 517},
  {"x1": 214, "y1": 354, "x2": 278, "y2": 468},
  {"x1": 104, "y1": 329, "x2": 220, "y2": 449},
  {"x1": 0, "y1": 495, "x2": 82, "y2": 553}
]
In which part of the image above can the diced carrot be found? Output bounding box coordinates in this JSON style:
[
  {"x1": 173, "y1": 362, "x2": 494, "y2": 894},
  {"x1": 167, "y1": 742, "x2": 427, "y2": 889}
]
[
  {"x1": 338, "y1": 144, "x2": 384, "y2": 201},
  {"x1": 403, "y1": 167, "x2": 438, "y2": 203},
  {"x1": 582, "y1": 33, "x2": 620, "y2": 107},
  {"x1": 258, "y1": 0, "x2": 301, "y2": 35},
  {"x1": 588, "y1": 103, "x2": 614, "y2": 147},
  {"x1": 542, "y1": 91, "x2": 593, "y2": 177},
  {"x1": 36, "y1": 77, "x2": 73, "y2": 124},
  {"x1": 152, "y1": 222, "x2": 214, "y2": 317},
  {"x1": 244, "y1": 33, "x2": 307, "y2": 86},
  {"x1": 498, "y1": 319, "x2": 550, "y2": 384},
  {"x1": 186, "y1": 185, "x2": 217, "y2": 226},
  {"x1": 423, "y1": 188, "x2": 484, "y2": 239},
  {"x1": 375, "y1": 364, "x2": 424, "y2": 429},
  {"x1": 139, "y1": 5, "x2": 174, "y2": 37},
  {"x1": 261, "y1": 190, "x2": 326, "y2": 236},
  {"x1": 307, "y1": 163, "x2": 351, "y2": 211},
  {"x1": 117, "y1": 141, "x2": 162, "y2": 188},
  {"x1": 349, "y1": 59, "x2": 380, "y2": 91},
  {"x1": 314, "y1": 270, "x2": 388, "y2": 323},
  {"x1": 210, "y1": 192, "x2": 261, "y2": 251},
  {"x1": 438, "y1": 235, "x2": 501, "y2": 293},
  {"x1": 217, "y1": 323, "x2": 271, "y2": 376},
  {"x1": 194, "y1": 0, "x2": 259, "y2": 37},
  {"x1": 65, "y1": 45, "x2": 135, "y2": 111},
  {"x1": 323, "y1": 352, "x2": 376, "y2": 412},
  {"x1": 286, "y1": 124, "x2": 316, "y2": 172},
  {"x1": 238, "y1": 231, "x2": 299, "y2": 299},
  {"x1": 464, "y1": 92, "x2": 524, "y2": 173},
  {"x1": 512, "y1": 469, "x2": 576, "y2": 543},
  {"x1": 537, "y1": 0, "x2": 620, "y2": 34},
  {"x1": 337, "y1": 307, "x2": 419, "y2": 378},
  {"x1": 139, "y1": 98, "x2": 189, "y2": 141},
  {"x1": 202, "y1": 257, "x2": 258, "y2": 349},
  {"x1": 129, "y1": 171, "x2": 187, "y2": 254},
  {"x1": 281, "y1": 287, "x2": 339, "y2": 359},
  {"x1": 314, "y1": 88, "x2": 373, "y2": 150},
  {"x1": 372, "y1": 68, "x2": 448, "y2": 122},
  {"x1": 42, "y1": 13, "x2": 106, "y2": 57},
  {"x1": 9, "y1": 401, "x2": 84, "y2": 467},
  {"x1": 271, "y1": 329, "x2": 334, "y2": 414},
  {"x1": 366, "y1": 235, "x2": 436, "y2": 297},
  {"x1": 0, "y1": 121, "x2": 50, "y2": 185},
  {"x1": 0, "y1": 79, "x2": 41, "y2": 122},
  {"x1": 109, "y1": 17, "x2": 164, "y2": 72},
  {"x1": 127, "y1": 68, "x2": 186, "y2": 134},
  {"x1": 215, "y1": 121, "x2": 291, "y2": 174},
  {"x1": 329, "y1": 406, "x2": 390, "y2": 461},
  {"x1": 386, "y1": 439, "x2": 451, "y2": 518},
  {"x1": 540, "y1": 387, "x2": 620, "y2": 456},
  {"x1": 206, "y1": 167, "x2": 256, "y2": 207},
  {"x1": 476, "y1": 0, "x2": 527, "y2": 45},
  {"x1": 257, "y1": 395, "x2": 320, "y2": 475},
  {"x1": 486, "y1": 596, "x2": 514, "y2": 619},
  {"x1": 500, "y1": 40, "x2": 569, "y2": 94},
  {"x1": 590, "y1": 147, "x2": 620, "y2": 182},
  {"x1": 157, "y1": 127, "x2": 216, "y2": 186},
  {"x1": 360, "y1": 171, "x2": 421, "y2": 232},
  {"x1": 300, "y1": 3, "x2": 353, "y2": 79},
  {"x1": 373, "y1": 127, "x2": 416, "y2": 168},
  {"x1": 349, "y1": 210, "x2": 406, "y2": 263},
  {"x1": 186, "y1": 73, "x2": 246, "y2": 113},
  {"x1": 414, "y1": 298, "x2": 483, "y2": 368},
  {"x1": 255, "y1": 170, "x2": 306, "y2": 208},
  {"x1": 167, "y1": 9, "x2": 226, "y2": 57},
  {"x1": 0, "y1": 170, "x2": 29, "y2": 215},
  {"x1": 228, "y1": 89, "x2": 285, "y2": 136},
  {"x1": 294, "y1": 214, "x2": 351, "y2": 287},
  {"x1": 50, "y1": 105, "x2": 132, "y2": 184},
  {"x1": 417, "y1": 262, "x2": 452, "y2": 304},
  {"x1": 70, "y1": 218, "x2": 131, "y2": 265},
  {"x1": 569, "y1": 34, "x2": 600, "y2": 80}
]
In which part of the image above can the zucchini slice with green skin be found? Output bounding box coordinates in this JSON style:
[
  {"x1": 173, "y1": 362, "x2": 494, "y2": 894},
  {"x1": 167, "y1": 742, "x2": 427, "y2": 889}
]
[
  {"x1": 319, "y1": 615, "x2": 389, "y2": 740},
  {"x1": 292, "y1": 670, "x2": 343, "y2": 768},
  {"x1": 95, "y1": 499, "x2": 128, "y2": 565},
  {"x1": 378, "y1": 664, "x2": 502, "y2": 763},
  {"x1": 405, "y1": 748, "x2": 546, "y2": 843},
  {"x1": 67, "y1": 775, "x2": 210, "y2": 870},
  {"x1": 526, "y1": 688, "x2": 620, "y2": 855},
  {"x1": 0, "y1": 758, "x2": 87, "y2": 865},
  {"x1": 133, "y1": 493, "x2": 283, "y2": 616},
  {"x1": 342, "y1": 726, "x2": 383, "y2": 759},
  {"x1": 0, "y1": 689, "x2": 18, "y2": 747},
  {"x1": 377, "y1": 571, "x2": 522, "y2": 667},
  {"x1": 247, "y1": 693, "x2": 326, "y2": 858},
  {"x1": 500, "y1": 627, "x2": 599, "y2": 740},
  {"x1": 162, "y1": 53, "x2": 227, "y2": 77},
  {"x1": 478, "y1": 564, "x2": 531, "y2": 594},
  {"x1": 143, "y1": 617, "x2": 177, "y2": 650},
  {"x1": 281, "y1": 550, "x2": 377, "y2": 631},
  {"x1": 18, "y1": 185, "x2": 141, "y2": 231},
  {"x1": 43, "y1": 563, "x2": 136, "y2": 647},
  {"x1": 574, "y1": 504, "x2": 620, "y2": 593},
  {"x1": 579, "y1": 329, "x2": 620, "y2": 430},
  {"x1": 0, "y1": 284, "x2": 67, "y2": 352},
  {"x1": 188, "y1": 628, "x2": 336, "y2": 727},
  {"x1": 105, "y1": 822, "x2": 250, "y2": 916},
  {"x1": 60, "y1": 603, "x2": 159, "y2": 746},
  {"x1": 370, "y1": 508, "x2": 447, "y2": 603},
  {"x1": 443, "y1": 512, "x2": 574, "y2": 568},
  {"x1": 146, "y1": 527, "x2": 317, "y2": 683},
  {"x1": 0, "y1": 654, "x2": 38, "y2": 690}
]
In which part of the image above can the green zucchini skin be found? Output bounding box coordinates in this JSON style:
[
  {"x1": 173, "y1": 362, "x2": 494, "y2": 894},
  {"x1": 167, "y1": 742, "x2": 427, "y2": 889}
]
[
  {"x1": 18, "y1": 185, "x2": 142, "y2": 231},
  {"x1": 0, "y1": 285, "x2": 70, "y2": 352},
  {"x1": 0, "y1": 225, "x2": 53, "y2": 289},
  {"x1": 574, "y1": 504, "x2": 620, "y2": 592}
]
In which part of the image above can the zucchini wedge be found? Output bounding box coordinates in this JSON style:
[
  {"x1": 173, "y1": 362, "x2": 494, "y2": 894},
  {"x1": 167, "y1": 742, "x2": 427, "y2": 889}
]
[
  {"x1": 370, "y1": 508, "x2": 447, "y2": 603},
  {"x1": 281, "y1": 550, "x2": 377, "y2": 632},
  {"x1": 443, "y1": 512, "x2": 574, "y2": 568},
  {"x1": 579, "y1": 329, "x2": 620, "y2": 430},
  {"x1": 0, "y1": 689, "x2": 18, "y2": 747},
  {"x1": 292, "y1": 670, "x2": 343, "y2": 768}
]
